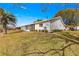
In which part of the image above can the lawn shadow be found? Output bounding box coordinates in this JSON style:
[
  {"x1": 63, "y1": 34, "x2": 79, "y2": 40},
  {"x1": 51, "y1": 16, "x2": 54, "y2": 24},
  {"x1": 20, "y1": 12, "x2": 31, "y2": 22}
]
[
  {"x1": 8, "y1": 30, "x2": 24, "y2": 34},
  {"x1": 62, "y1": 32, "x2": 79, "y2": 41}
]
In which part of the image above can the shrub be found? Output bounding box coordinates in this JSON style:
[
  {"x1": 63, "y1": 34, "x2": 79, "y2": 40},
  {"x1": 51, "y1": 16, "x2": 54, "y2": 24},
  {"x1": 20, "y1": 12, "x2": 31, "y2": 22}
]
[{"x1": 52, "y1": 30, "x2": 62, "y2": 32}]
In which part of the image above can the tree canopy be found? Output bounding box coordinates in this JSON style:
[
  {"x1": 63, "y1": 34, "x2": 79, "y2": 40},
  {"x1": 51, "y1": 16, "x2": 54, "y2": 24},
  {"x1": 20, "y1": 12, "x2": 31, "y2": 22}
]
[
  {"x1": 0, "y1": 8, "x2": 16, "y2": 34},
  {"x1": 55, "y1": 9, "x2": 79, "y2": 26}
]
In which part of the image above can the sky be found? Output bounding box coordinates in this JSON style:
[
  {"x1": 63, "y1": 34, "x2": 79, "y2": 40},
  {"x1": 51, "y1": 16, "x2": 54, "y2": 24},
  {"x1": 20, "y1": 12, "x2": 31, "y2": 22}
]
[{"x1": 0, "y1": 3, "x2": 78, "y2": 26}]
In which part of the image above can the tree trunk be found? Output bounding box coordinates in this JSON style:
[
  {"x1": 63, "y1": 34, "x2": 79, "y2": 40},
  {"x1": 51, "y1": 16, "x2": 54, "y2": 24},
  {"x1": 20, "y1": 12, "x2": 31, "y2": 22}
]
[{"x1": 3, "y1": 23, "x2": 7, "y2": 34}]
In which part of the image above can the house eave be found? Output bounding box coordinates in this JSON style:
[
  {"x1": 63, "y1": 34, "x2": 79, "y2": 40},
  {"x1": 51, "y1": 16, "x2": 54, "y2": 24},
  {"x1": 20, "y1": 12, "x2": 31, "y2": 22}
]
[{"x1": 34, "y1": 16, "x2": 62, "y2": 24}]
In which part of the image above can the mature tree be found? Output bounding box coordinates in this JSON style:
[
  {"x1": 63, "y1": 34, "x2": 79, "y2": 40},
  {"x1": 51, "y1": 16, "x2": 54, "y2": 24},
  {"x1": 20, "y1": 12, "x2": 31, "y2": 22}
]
[
  {"x1": 0, "y1": 8, "x2": 16, "y2": 34},
  {"x1": 55, "y1": 9, "x2": 79, "y2": 26}
]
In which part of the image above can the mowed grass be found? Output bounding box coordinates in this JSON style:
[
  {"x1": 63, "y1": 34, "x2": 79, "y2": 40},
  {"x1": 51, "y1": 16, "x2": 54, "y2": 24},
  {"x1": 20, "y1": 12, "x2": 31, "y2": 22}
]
[{"x1": 0, "y1": 30, "x2": 79, "y2": 56}]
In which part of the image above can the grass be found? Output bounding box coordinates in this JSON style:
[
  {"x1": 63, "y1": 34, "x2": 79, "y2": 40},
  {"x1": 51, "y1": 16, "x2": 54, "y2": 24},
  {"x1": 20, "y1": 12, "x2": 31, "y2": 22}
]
[{"x1": 0, "y1": 30, "x2": 79, "y2": 56}]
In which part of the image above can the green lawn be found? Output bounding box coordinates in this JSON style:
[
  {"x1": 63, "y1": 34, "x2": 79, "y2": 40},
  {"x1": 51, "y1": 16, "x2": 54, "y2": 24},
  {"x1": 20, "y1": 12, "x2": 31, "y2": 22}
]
[{"x1": 0, "y1": 30, "x2": 79, "y2": 56}]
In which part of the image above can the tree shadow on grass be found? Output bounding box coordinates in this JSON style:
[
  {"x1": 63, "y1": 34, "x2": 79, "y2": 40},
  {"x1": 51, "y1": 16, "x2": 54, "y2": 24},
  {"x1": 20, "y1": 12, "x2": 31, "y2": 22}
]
[
  {"x1": 53, "y1": 32, "x2": 79, "y2": 44},
  {"x1": 4, "y1": 31, "x2": 79, "y2": 56},
  {"x1": 8, "y1": 30, "x2": 23, "y2": 34},
  {"x1": 62, "y1": 32, "x2": 79, "y2": 41}
]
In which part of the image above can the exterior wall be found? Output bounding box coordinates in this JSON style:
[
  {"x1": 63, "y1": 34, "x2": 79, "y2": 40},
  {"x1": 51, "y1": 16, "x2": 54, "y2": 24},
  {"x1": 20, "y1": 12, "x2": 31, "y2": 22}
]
[
  {"x1": 43, "y1": 22, "x2": 51, "y2": 32},
  {"x1": 21, "y1": 26, "x2": 26, "y2": 31},
  {"x1": 7, "y1": 24, "x2": 16, "y2": 29},
  {"x1": 21, "y1": 24, "x2": 35, "y2": 32},
  {"x1": 7, "y1": 21, "x2": 16, "y2": 29},
  {"x1": 35, "y1": 18, "x2": 65, "y2": 32},
  {"x1": 35, "y1": 22, "x2": 51, "y2": 32},
  {"x1": 35, "y1": 24, "x2": 40, "y2": 31},
  {"x1": 51, "y1": 19, "x2": 65, "y2": 30},
  {"x1": 29, "y1": 24, "x2": 35, "y2": 31}
]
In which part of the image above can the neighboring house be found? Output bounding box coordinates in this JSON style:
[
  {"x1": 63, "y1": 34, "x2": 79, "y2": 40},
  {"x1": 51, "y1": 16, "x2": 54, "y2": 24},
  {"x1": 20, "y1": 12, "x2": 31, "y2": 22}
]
[
  {"x1": 21, "y1": 24, "x2": 35, "y2": 32},
  {"x1": 0, "y1": 22, "x2": 16, "y2": 31},
  {"x1": 35, "y1": 16, "x2": 66, "y2": 32},
  {"x1": 7, "y1": 21, "x2": 16, "y2": 29},
  {"x1": 7, "y1": 24, "x2": 16, "y2": 30}
]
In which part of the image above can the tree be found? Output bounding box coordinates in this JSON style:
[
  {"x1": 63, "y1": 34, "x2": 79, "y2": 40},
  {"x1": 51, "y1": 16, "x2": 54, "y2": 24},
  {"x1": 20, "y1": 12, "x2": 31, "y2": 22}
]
[
  {"x1": 74, "y1": 4, "x2": 79, "y2": 30},
  {"x1": 34, "y1": 19, "x2": 42, "y2": 23},
  {"x1": 0, "y1": 8, "x2": 16, "y2": 34},
  {"x1": 55, "y1": 9, "x2": 79, "y2": 26}
]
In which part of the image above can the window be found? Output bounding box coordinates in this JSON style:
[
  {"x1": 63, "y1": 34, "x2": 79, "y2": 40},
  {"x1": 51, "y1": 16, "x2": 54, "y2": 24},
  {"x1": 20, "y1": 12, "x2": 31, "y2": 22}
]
[{"x1": 39, "y1": 23, "x2": 43, "y2": 27}]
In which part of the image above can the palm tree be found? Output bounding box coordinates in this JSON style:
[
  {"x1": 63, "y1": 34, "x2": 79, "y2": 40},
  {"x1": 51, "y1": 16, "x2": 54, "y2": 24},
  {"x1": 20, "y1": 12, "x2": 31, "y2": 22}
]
[{"x1": 0, "y1": 8, "x2": 16, "y2": 34}]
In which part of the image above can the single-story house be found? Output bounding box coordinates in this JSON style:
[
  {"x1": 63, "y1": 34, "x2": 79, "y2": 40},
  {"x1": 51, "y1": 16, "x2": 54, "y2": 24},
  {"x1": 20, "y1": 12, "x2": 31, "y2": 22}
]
[
  {"x1": 34, "y1": 16, "x2": 66, "y2": 32},
  {"x1": 7, "y1": 23, "x2": 16, "y2": 30},
  {"x1": 0, "y1": 22, "x2": 16, "y2": 32},
  {"x1": 21, "y1": 24, "x2": 35, "y2": 32}
]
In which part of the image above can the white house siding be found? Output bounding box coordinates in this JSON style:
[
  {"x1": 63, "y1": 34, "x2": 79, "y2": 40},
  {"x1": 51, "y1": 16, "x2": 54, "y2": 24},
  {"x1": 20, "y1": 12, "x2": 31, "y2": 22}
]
[
  {"x1": 7, "y1": 24, "x2": 16, "y2": 29},
  {"x1": 51, "y1": 19, "x2": 65, "y2": 30},
  {"x1": 35, "y1": 24, "x2": 40, "y2": 31},
  {"x1": 35, "y1": 22, "x2": 51, "y2": 32},
  {"x1": 35, "y1": 16, "x2": 65, "y2": 32},
  {"x1": 21, "y1": 24, "x2": 35, "y2": 32},
  {"x1": 43, "y1": 22, "x2": 51, "y2": 32},
  {"x1": 21, "y1": 26, "x2": 27, "y2": 31},
  {"x1": 7, "y1": 21, "x2": 16, "y2": 29},
  {"x1": 35, "y1": 24, "x2": 44, "y2": 31}
]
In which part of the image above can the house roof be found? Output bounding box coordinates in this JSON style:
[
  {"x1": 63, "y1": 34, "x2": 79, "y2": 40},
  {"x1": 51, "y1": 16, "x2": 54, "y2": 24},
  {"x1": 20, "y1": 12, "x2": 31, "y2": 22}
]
[
  {"x1": 20, "y1": 16, "x2": 64, "y2": 27},
  {"x1": 21, "y1": 23, "x2": 35, "y2": 27},
  {"x1": 34, "y1": 16, "x2": 62, "y2": 24}
]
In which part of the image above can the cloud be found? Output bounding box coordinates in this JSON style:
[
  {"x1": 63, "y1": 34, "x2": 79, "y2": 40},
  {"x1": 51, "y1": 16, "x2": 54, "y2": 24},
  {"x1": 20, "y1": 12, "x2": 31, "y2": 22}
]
[{"x1": 20, "y1": 6, "x2": 27, "y2": 10}]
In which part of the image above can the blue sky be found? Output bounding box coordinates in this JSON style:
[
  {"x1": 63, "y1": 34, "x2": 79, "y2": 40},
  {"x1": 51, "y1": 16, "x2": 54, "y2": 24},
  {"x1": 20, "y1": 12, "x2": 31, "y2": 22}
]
[{"x1": 0, "y1": 3, "x2": 78, "y2": 26}]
